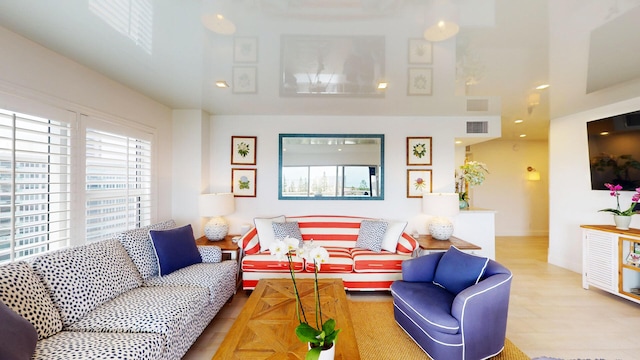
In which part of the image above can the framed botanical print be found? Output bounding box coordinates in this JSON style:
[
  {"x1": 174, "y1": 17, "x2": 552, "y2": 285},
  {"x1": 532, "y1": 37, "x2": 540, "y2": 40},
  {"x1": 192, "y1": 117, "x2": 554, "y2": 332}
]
[
  {"x1": 408, "y1": 39, "x2": 433, "y2": 64},
  {"x1": 407, "y1": 68, "x2": 432, "y2": 95},
  {"x1": 233, "y1": 37, "x2": 258, "y2": 63},
  {"x1": 231, "y1": 136, "x2": 257, "y2": 165},
  {"x1": 232, "y1": 66, "x2": 258, "y2": 93},
  {"x1": 232, "y1": 168, "x2": 257, "y2": 197},
  {"x1": 406, "y1": 137, "x2": 432, "y2": 165},
  {"x1": 407, "y1": 169, "x2": 432, "y2": 198}
]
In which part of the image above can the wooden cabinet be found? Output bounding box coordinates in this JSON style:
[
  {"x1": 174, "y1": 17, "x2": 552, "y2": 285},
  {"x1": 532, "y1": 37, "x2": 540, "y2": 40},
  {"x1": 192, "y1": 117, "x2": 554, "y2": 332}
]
[{"x1": 582, "y1": 225, "x2": 640, "y2": 304}]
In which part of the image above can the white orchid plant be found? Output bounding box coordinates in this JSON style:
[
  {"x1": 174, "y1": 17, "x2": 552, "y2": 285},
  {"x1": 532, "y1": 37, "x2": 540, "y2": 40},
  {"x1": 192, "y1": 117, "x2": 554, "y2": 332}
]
[{"x1": 269, "y1": 237, "x2": 341, "y2": 360}]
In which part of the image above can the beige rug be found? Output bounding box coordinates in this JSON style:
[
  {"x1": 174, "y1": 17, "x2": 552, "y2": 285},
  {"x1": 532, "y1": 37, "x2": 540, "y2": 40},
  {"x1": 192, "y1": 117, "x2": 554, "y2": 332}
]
[{"x1": 348, "y1": 300, "x2": 529, "y2": 360}]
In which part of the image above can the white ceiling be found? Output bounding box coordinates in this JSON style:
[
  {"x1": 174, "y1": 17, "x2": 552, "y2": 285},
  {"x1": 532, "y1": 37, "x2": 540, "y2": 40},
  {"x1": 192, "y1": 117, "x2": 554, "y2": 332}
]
[{"x1": 0, "y1": 0, "x2": 557, "y2": 140}]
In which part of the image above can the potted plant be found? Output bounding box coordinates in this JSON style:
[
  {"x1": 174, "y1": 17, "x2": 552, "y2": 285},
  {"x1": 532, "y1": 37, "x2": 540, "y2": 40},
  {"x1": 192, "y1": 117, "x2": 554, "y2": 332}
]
[
  {"x1": 599, "y1": 183, "x2": 640, "y2": 230},
  {"x1": 269, "y1": 237, "x2": 341, "y2": 360}
]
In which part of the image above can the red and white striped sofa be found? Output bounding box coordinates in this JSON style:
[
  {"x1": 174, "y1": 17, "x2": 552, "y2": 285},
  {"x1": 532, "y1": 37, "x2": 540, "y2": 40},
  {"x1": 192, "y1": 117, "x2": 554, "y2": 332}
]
[{"x1": 239, "y1": 215, "x2": 419, "y2": 291}]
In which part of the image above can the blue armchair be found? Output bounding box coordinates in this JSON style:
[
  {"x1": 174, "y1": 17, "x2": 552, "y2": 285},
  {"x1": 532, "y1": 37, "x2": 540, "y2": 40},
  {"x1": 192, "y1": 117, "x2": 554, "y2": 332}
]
[{"x1": 390, "y1": 247, "x2": 512, "y2": 360}]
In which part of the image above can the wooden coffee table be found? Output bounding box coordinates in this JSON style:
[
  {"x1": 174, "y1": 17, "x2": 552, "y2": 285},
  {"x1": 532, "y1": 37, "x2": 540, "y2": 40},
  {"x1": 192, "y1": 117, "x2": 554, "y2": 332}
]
[{"x1": 213, "y1": 278, "x2": 360, "y2": 359}]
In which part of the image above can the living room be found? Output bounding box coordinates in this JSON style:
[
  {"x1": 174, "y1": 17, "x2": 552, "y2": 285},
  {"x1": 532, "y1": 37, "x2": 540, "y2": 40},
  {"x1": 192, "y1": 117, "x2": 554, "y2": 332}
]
[{"x1": 1, "y1": 0, "x2": 640, "y2": 359}]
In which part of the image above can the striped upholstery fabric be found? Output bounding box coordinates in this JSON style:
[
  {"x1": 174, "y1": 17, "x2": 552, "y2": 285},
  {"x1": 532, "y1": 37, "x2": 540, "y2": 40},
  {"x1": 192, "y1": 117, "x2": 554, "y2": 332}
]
[{"x1": 237, "y1": 215, "x2": 419, "y2": 291}]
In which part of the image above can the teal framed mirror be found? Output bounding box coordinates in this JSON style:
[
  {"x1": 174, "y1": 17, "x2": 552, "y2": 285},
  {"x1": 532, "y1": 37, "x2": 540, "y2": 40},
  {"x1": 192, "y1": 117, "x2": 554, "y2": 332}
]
[{"x1": 278, "y1": 134, "x2": 384, "y2": 200}]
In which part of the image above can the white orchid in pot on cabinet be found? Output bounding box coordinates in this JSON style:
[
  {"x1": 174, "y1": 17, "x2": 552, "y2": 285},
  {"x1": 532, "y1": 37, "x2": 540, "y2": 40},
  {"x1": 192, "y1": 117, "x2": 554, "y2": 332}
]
[
  {"x1": 599, "y1": 183, "x2": 640, "y2": 230},
  {"x1": 269, "y1": 237, "x2": 341, "y2": 360}
]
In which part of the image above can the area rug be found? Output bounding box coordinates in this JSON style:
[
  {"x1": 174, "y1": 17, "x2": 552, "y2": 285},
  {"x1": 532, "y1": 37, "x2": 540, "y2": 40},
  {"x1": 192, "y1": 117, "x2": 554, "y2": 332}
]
[{"x1": 348, "y1": 300, "x2": 529, "y2": 360}]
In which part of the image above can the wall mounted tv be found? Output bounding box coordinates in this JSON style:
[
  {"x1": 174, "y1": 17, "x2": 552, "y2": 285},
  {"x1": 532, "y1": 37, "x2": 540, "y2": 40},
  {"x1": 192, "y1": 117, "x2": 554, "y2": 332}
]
[{"x1": 587, "y1": 110, "x2": 640, "y2": 191}]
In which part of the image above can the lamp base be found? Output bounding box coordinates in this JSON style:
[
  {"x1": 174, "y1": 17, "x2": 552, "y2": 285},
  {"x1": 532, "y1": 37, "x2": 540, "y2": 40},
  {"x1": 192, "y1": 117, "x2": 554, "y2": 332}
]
[
  {"x1": 204, "y1": 216, "x2": 228, "y2": 241},
  {"x1": 428, "y1": 217, "x2": 454, "y2": 241}
]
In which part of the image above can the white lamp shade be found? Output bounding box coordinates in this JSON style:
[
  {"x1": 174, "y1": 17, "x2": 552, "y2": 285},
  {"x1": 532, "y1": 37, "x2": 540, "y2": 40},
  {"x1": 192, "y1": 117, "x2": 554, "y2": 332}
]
[
  {"x1": 422, "y1": 192, "x2": 460, "y2": 217},
  {"x1": 199, "y1": 193, "x2": 235, "y2": 217}
]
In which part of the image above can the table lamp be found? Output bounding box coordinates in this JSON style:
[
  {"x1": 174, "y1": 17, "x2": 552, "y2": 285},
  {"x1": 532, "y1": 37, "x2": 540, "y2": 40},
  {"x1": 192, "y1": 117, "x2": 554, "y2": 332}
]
[
  {"x1": 199, "y1": 193, "x2": 235, "y2": 241},
  {"x1": 422, "y1": 192, "x2": 460, "y2": 240}
]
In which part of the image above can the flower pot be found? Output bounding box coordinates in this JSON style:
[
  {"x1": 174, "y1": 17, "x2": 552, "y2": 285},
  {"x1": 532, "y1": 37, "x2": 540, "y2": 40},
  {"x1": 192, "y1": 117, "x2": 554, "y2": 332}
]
[
  {"x1": 614, "y1": 215, "x2": 632, "y2": 230},
  {"x1": 308, "y1": 342, "x2": 335, "y2": 360}
]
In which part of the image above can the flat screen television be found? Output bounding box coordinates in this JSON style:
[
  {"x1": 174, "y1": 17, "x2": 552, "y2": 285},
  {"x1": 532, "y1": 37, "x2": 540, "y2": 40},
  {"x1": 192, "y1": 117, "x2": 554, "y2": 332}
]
[{"x1": 587, "y1": 110, "x2": 640, "y2": 191}]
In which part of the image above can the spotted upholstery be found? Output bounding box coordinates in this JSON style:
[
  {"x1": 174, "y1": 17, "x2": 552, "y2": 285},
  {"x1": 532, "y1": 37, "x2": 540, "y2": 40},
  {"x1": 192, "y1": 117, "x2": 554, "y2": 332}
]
[
  {"x1": 0, "y1": 219, "x2": 237, "y2": 360},
  {"x1": 239, "y1": 215, "x2": 419, "y2": 291}
]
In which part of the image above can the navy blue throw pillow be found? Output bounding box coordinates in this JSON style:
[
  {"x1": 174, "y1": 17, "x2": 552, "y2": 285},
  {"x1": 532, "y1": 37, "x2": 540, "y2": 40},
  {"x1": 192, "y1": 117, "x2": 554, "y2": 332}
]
[
  {"x1": 0, "y1": 299, "x2": 38, "y2": 360},
  {"x1": 433, "y1": 246, "x2": 489, "y2": 295},
  {"x1": 150, "y1": 224, "x2": 202, "y2": 276}
]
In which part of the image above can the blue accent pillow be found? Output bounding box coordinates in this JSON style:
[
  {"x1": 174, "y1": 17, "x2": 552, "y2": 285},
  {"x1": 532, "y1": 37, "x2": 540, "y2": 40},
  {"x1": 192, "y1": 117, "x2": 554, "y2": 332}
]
[
  {"x1": 272, "y1": 221, "x2": 304, "y2": 247},
  {"x1": 149, "y1": 224, "x2": 202, "y2": 276},
  {"x1": 433, "y1": 246, "x2": 489, "y2": 295},
  {"x1": 0, "y1": 299, "x2": 37, "y2": 360},
  {"x1": 355, "y1": 220, "x2": 388, "y2": 252}
]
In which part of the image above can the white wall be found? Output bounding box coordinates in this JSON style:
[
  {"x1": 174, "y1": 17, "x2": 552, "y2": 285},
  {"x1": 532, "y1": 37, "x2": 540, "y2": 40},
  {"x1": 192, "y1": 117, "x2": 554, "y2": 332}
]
[
  {"x1": 197, "y1": 115, "x2": 500, "y2": 238},
  {"x1": 0, "y1": 26, "x2": 174, "y2": 222},
  {"x1": 548, "y1": 2, "x2": 640, "y2": 272},
  {"x1": 469, "y1": 139, "x2": 549, "y2": 236}
]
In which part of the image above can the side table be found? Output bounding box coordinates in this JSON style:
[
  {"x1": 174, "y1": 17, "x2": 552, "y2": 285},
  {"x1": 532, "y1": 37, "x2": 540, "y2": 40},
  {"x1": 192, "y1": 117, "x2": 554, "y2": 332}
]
[
  {"x1": 415, "y1": 234, "x2": 482, "y2": 257},
  {"x1": 196, "y1": 234, "x2": 242, "y2": 290}
]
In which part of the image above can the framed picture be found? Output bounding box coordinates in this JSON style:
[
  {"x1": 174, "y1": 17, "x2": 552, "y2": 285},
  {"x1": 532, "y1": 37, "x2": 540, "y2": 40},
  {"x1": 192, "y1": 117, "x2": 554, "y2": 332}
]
[
  {"x1": 232, "y1": 168, "x2": 257, "y2": 197},
  {"x1": 406, "y1": 137, "x2": 432, "y2": 165},
  {"x1": 234, "y1": 37, "x2": 258, "y2": 63},
  {"x1": 233, "y1": 66, "x2": 257, "y2": 93},
  {"x1": 407, "y1": 169, "x2": 432, "y2": 198},
  {"x1": 407, "y1": 68, "x2": 432, "y2": 95},
  {"x1": 408, "y1": 39, "x2": 432, "y2": 64},
  {"x1": 231, "y1": 136, "x2": 257, "y2": 165}
]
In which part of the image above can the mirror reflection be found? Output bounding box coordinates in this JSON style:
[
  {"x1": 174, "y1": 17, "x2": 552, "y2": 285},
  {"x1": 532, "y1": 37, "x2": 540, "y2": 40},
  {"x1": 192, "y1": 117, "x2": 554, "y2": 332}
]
[{"x1": 279, "y1": 134, "x2": 384, "y2": 200}]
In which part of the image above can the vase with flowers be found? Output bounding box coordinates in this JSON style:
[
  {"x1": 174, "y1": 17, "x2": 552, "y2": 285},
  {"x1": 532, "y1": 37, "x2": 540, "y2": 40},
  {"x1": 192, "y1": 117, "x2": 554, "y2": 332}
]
[
  {"x1": 599, "y1": 183, "x2": 640, "y2": 230},
  {"x1": 269, "y1": 237, "x2": 340, "y2": 360},
  {"x1": 456, "y1": 161, "x2": 489, "y2": 209}
]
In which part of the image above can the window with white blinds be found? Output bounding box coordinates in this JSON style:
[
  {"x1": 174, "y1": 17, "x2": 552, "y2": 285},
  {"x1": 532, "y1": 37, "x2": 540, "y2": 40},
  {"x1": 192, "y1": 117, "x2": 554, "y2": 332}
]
[
  {"x1": 85, "y1": 127, "x2": 152, "y2": 243},
  {"x1": 0, "y1": 109, "x2": 72, "y2": 264}
]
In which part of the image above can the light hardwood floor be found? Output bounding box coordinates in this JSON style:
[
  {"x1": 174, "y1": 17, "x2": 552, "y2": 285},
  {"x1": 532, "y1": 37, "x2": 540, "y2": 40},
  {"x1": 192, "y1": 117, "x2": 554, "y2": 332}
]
[{"x1": 183, "y1": 236, "x2": 640, "y2": 360}]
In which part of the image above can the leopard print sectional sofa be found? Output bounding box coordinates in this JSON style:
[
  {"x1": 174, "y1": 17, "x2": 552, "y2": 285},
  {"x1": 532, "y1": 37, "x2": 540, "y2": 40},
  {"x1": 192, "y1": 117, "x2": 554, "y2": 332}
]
[{"x1": 0, "y1": 220, "x2": 237, "y2": 360}]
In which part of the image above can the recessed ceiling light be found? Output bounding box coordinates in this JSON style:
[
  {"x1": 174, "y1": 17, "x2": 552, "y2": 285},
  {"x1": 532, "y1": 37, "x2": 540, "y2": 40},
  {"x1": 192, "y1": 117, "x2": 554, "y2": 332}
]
[
  {"x1": 535, "y1": 84, "x2": 550, "y2": 90},
  {"x1": 514, "y1": 119, "x2": 524, "y2": 124},
  {"x1": 600, "y1": 131, "x2": 609, "y2": 136},
  {"x1": 455, "y1": 140, "x2": 462, "y2": 144},
  {"x1": 519, "y1": 134, "x2": 527, "y2": 138},
  {"x1": 215, "y1": 80, "x2": 229, "y2": 88},
  {"x1": 377, "y1": 82, "x2": 388, "y2": 89}
]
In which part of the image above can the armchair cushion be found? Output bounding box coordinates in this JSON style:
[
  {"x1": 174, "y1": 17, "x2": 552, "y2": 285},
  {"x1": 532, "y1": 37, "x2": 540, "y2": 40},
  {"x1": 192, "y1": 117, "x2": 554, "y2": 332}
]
[
  {"x1": 0, "y1": 299, "x2": 38, "y2": 360},
  {"x1": 433, "y1": 246, "x2": 488, "y2": 295},
  {"x1": 149, "y1": 224, "x2": 202, "y2": 276}
]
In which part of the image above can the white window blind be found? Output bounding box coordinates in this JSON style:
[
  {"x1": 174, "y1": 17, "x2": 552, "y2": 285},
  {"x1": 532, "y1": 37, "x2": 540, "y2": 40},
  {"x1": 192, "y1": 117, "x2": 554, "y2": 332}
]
[
  {"x1": 85, "y1": 127, "x2": 151, "y2": 243},
  {"x1": 0, "y1": 109, "x2": 72, "y2": 264}
]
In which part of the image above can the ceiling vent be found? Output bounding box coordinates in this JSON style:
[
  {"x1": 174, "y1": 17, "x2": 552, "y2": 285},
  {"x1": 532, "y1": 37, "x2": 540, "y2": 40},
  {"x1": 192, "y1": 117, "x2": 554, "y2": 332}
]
[
  {"x1": 466, "y1": 99, "x2": 489, "y2": 111},
  {"x1": 466, "y1": 121, "x2": 488, "y2": 134}
]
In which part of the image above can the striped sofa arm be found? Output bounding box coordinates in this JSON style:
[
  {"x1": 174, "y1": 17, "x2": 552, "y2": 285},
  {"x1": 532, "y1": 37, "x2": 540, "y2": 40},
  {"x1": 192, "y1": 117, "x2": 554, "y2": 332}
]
[
  {"x1": 397, "y1": 232, "x2": 419, "y2": 255},
  {"x1": 239, "y1": 227, "x2": 260, "y2": 255}
]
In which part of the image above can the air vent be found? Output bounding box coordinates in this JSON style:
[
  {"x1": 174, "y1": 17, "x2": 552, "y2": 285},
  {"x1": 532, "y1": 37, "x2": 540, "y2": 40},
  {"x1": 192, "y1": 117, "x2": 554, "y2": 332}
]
[
  {"x1": 466, "y1": 121, "x2": 488, "y2": 134},
  {"x1": 466, "y1": 99, "x2": 489, "y2": 111}
]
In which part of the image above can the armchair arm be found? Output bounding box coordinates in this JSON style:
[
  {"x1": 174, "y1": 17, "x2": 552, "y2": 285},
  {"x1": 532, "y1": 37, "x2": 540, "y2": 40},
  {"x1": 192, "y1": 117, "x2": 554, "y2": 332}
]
[
  {"x1": 198, "y1": 245, "x2": 222, "y2": 263},
  {"x1": 451, "y1": 272, "x2": 512, "y2": 356},
  {"x1": 401, "y1": 252, "x2": 444, "y2": 282}
]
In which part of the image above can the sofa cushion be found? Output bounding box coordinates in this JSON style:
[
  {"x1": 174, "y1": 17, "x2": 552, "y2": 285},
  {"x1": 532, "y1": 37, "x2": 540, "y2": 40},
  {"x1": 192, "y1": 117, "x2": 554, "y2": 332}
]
[
  {"x1": 145, "y1": 261, "x2": 237, "y2": 303},
  {"x1": 305, "y1": 247, "x2": 353, "y2": 273},
  {"x1": 241, "y1": 252, "x2": 305, "y2": 272},
  {"x1": 355, "y1": 220, "x2": 388, "y2": 252},
  {"x1": 351, "y1": 248, "x2": 411, "y2": 273},
  {"x1": 381, "y1": 220, "x2": 408, "y2": 253},
  {"x1": 30, "y1": 239, "x2": 143, "y2": 327},
  {"x1": 0, "y1": 299, "x2": 38, "y2": 360},
  {"x1": 33, "y1": 331, "x2": 163, "y2": 360},
  {"x1": 286, "y1": 215, "x2": 364, "y2": 249},
  {"x1": 118, "y1": 219, "x2": 177, "y2": 280},
  {"x1": 433, "y1": 246, "x2": 489, "y2": 295},
  {"x1": 255, "y1": 215, "x2": 286, "y2": 252},
  {"x1": 272, "y1": 221, "x2": 304, "y2": 247},
  {"x1": 0, "y1": 261, "x2": 63, "y2": 340},
  {"x1": 150, "y1": 224, "x2": 202, "y2": 276},
  {"x1": 391, "y1": 280, "x2": 460, "y2": 335}
]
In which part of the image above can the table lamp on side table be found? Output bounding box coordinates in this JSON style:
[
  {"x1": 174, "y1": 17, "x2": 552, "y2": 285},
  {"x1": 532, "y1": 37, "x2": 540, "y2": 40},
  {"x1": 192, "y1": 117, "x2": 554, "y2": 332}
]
[
  {"x1": 199, "y1": 193, "x2": 235, "y2": 241},
  {"x1": 422, "y1": 192, "x2": 460, "y2": 240}
]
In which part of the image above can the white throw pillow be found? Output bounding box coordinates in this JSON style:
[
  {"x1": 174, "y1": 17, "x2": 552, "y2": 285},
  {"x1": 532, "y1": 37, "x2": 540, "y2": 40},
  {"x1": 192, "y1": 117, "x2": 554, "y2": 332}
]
[
  {"x1": 254, "y1": 215, "x2": 286, "y2": 252},
  {"x1": 381, "y1": 220, "x2": 408, "y2": 253}
]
